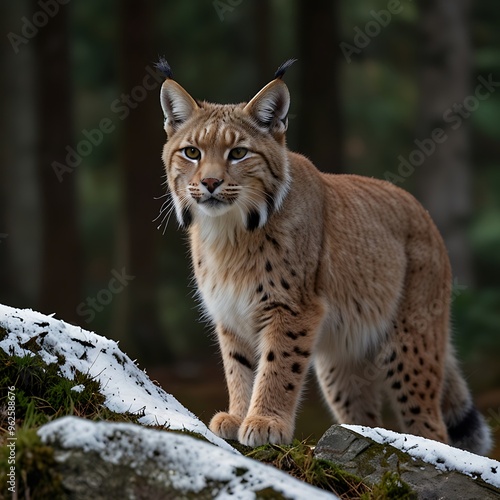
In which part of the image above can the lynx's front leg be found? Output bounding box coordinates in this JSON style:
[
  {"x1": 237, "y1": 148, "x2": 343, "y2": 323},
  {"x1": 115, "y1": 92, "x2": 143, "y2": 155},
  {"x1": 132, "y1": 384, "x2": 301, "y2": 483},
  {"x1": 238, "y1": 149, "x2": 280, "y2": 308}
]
[
  {"x1": 239, "y1": 300, "x2": 325, "y2": 447},
  {"x1": 209, "y1": 325, "x2": 255, "y2": 440}
]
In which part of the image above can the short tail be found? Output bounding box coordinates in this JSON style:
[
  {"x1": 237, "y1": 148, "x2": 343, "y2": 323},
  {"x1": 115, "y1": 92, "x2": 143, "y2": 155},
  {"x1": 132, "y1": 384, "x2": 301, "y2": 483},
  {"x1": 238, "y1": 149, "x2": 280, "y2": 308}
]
[{"x1": 441, "y1": 350, "x2": 492, "y2": 455}]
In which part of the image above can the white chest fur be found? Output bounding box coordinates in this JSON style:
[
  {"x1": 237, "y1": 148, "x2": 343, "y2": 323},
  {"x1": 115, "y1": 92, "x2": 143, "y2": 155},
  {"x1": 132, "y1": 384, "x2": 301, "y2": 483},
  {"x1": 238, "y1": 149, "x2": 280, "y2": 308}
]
[
  {"x1": 192, "y1": 213, "x2": 261, "y2": 345},
  {"x1": 197, "y1": 266, "x2": 258, "y2": 344}
]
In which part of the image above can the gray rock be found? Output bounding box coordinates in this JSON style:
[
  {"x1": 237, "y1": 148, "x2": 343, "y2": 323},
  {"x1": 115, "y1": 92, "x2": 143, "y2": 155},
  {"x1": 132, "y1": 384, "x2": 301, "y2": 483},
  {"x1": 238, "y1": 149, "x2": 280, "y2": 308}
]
[
  {"x1": 38, "y1": 417, "x2": 338, "y2": 500},
  {"x1": 314, "y1": 425, "x2": 500, "y2": 500}
]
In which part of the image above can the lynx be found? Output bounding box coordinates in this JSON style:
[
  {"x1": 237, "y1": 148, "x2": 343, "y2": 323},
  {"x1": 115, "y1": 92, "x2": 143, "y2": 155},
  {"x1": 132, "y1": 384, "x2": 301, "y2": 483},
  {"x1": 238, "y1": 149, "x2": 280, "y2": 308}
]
[{"x1": 158, "y1": 58, "x2": 491, "y2": 454}]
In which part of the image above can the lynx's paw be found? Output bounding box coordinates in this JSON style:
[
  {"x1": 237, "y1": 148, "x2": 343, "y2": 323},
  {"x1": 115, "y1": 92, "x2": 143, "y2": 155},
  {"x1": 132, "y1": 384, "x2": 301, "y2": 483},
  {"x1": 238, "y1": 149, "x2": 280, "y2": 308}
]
[
  {"x1": 238, "y1": 415, "x2": 293, "y2": 447},
  {"x1": 209, "y1": 412, "x2": 242, "y2": 440}
]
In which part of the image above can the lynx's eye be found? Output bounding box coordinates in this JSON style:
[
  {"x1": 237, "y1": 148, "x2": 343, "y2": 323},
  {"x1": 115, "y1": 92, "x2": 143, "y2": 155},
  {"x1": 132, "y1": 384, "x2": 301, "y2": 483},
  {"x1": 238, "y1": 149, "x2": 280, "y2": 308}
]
[
  {"x1": 228, "y1": 147, "x2": 248, "y2": 161},
  {"x1": 183, "y1": 147, "x2": 201, "y2": 160}
]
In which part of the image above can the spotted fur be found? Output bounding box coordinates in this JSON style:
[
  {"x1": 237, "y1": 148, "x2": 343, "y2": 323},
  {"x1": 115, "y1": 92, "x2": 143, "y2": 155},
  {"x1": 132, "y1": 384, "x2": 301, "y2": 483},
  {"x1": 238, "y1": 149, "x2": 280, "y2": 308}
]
[{"x1": 159, "y1": 61, "x2": 492, "y2": 453}]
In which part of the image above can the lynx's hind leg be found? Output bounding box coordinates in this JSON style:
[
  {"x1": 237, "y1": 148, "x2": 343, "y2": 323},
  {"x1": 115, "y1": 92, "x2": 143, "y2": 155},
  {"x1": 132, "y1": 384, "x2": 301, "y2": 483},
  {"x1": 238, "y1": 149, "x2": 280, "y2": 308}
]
[
  {"x1": 383, "y1": 235, "x2": 451, "y2": 443},
  {"x1": 382, "y1": 332, "x2": 449, "y2": 443},
  {"x1": 315, "y1": 351, "x2": 384, "y2": 428}
]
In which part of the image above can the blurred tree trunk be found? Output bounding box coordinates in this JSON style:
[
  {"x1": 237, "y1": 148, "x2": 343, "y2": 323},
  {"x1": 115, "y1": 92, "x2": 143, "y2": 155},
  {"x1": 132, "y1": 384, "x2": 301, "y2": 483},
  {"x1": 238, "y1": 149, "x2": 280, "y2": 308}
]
[
  {"x1": 36, "y1": 1, "x2": 83, "y2": 322},
  {"x1": 118, "y1": 0, "x2": 170, "y2": 364},
  {"x1": 296, "y1": 0, "x2": 343, "y2": 173},
  {"x1": 415, "y1": 0, "x2": 473, "y2": 285},
  {"x1": 254, "y1": 0, "x2": 272, "y2": 83},
  {"x1": 0, "y1": 0, "x2": 41, "y2": 308}
]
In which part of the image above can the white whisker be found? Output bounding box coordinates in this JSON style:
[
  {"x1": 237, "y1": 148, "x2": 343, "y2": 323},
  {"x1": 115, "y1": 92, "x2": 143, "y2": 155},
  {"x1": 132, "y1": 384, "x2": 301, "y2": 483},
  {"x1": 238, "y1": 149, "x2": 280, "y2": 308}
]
[
  {"x1": 153, "y1": 195, "x2": 174, "y2": 222},
  {"x1": 154, "y1": 192, "x2": 170, "y2": 200},
  {"x1": 153, "y1": 185, "x2": 193, "y2": 233}
]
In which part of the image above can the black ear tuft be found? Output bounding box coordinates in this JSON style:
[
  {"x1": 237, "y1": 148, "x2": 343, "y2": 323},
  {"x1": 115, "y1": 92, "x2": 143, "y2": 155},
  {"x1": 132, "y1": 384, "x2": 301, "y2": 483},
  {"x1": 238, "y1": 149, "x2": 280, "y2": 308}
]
[
  {"x1": 156, "y1": 56, "x2": 174, "y2": 79},
  {"x1": 274, "y1": 59, "x2": 297, "y2": 80}
]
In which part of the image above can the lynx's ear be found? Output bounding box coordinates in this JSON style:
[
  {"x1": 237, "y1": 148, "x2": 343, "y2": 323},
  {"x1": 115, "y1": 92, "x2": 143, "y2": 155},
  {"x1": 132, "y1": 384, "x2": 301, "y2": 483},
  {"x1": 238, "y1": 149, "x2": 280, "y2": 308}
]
[
  {"x1": 243, "y1": 59, "x2": 296, "y2": 136},
  {"x1": 244, "y1": 79, "x2": 290, "y2": 135},
  {"x1": 156, "y1": 58, "x2": 199, "y2": 135}
]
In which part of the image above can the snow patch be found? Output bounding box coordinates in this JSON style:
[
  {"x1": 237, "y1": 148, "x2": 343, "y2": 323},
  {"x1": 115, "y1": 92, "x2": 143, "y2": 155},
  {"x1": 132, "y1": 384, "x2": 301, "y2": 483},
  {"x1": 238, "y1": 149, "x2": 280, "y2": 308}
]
[
  {"x1": 0, "y1": 304, "x2": 232, "y2": 451},
  {"x1": 343, "y1": 424, "x2": 500, "y2": 488}
]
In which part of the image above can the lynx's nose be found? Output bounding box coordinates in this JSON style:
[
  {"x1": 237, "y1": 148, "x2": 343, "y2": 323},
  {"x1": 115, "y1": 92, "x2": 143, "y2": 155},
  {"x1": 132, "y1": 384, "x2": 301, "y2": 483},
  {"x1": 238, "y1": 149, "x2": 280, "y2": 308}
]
[{"x1": 201, "y1": 177, "x2": 223, "y2": 193}]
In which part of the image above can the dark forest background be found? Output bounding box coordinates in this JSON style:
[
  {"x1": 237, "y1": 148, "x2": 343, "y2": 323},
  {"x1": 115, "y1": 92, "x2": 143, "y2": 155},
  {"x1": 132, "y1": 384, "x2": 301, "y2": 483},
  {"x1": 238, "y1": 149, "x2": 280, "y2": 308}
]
[{"x1": 1, "y1": 0, "x2": 499, "y2": 457}]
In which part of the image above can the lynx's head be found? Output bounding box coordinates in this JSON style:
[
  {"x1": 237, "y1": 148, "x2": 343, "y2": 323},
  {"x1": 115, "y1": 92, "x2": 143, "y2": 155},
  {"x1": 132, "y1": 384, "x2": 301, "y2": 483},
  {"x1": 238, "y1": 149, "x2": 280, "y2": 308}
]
[{"x1": 159, "y1": 59, "x2": 295, "y2": 231}]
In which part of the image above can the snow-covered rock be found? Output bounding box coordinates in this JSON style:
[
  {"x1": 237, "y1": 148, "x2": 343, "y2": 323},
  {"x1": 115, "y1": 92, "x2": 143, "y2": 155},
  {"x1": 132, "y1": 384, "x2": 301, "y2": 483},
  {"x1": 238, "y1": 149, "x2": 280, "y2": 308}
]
[
  {"x1": 344, "y1": 424, "x2": 500, "y2": 489},
  {"x1": 0, "y1": 303, "x2": 231, "y2": 450},
  {"x1": 315, "y1": 425, "x2": 500, "y2": 499},
  {"x1": 39, "y1": 416, "x2": 338, "y2": 499}
]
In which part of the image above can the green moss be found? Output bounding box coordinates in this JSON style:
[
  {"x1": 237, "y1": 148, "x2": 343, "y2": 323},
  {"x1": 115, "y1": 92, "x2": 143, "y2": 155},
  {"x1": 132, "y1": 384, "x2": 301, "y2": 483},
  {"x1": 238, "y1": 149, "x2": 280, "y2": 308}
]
[
  {"x1": 159, "y1": 426, "x2": 213, "y2": 444},
  {"x1": 247, "y1": 440, "x2": 370, "y2": 498},
  {"x1": 244, "y1": 440, "x2": 416, "y2": 499},
  {"x1": 344, "y1": 436, "x2": 421, "y2": 488},
  {"x1": 361, "y1": 471, "x2": 417, "y2": 500},
  {"x1": 0, "y1": 428, "x2": 65, "y2": 499},
  {"x1": 0, "y1": 349, "x2": 143, "y2": 429},
  {"x1": 227, "y1": 439, "x2": 254, "y2": 455},
  {"x1": 255, "y1": 486, "x2": 288, "y2": 499},
  {"x1": 0, "y1": 350, "x2": 105, "y2": 424}
]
